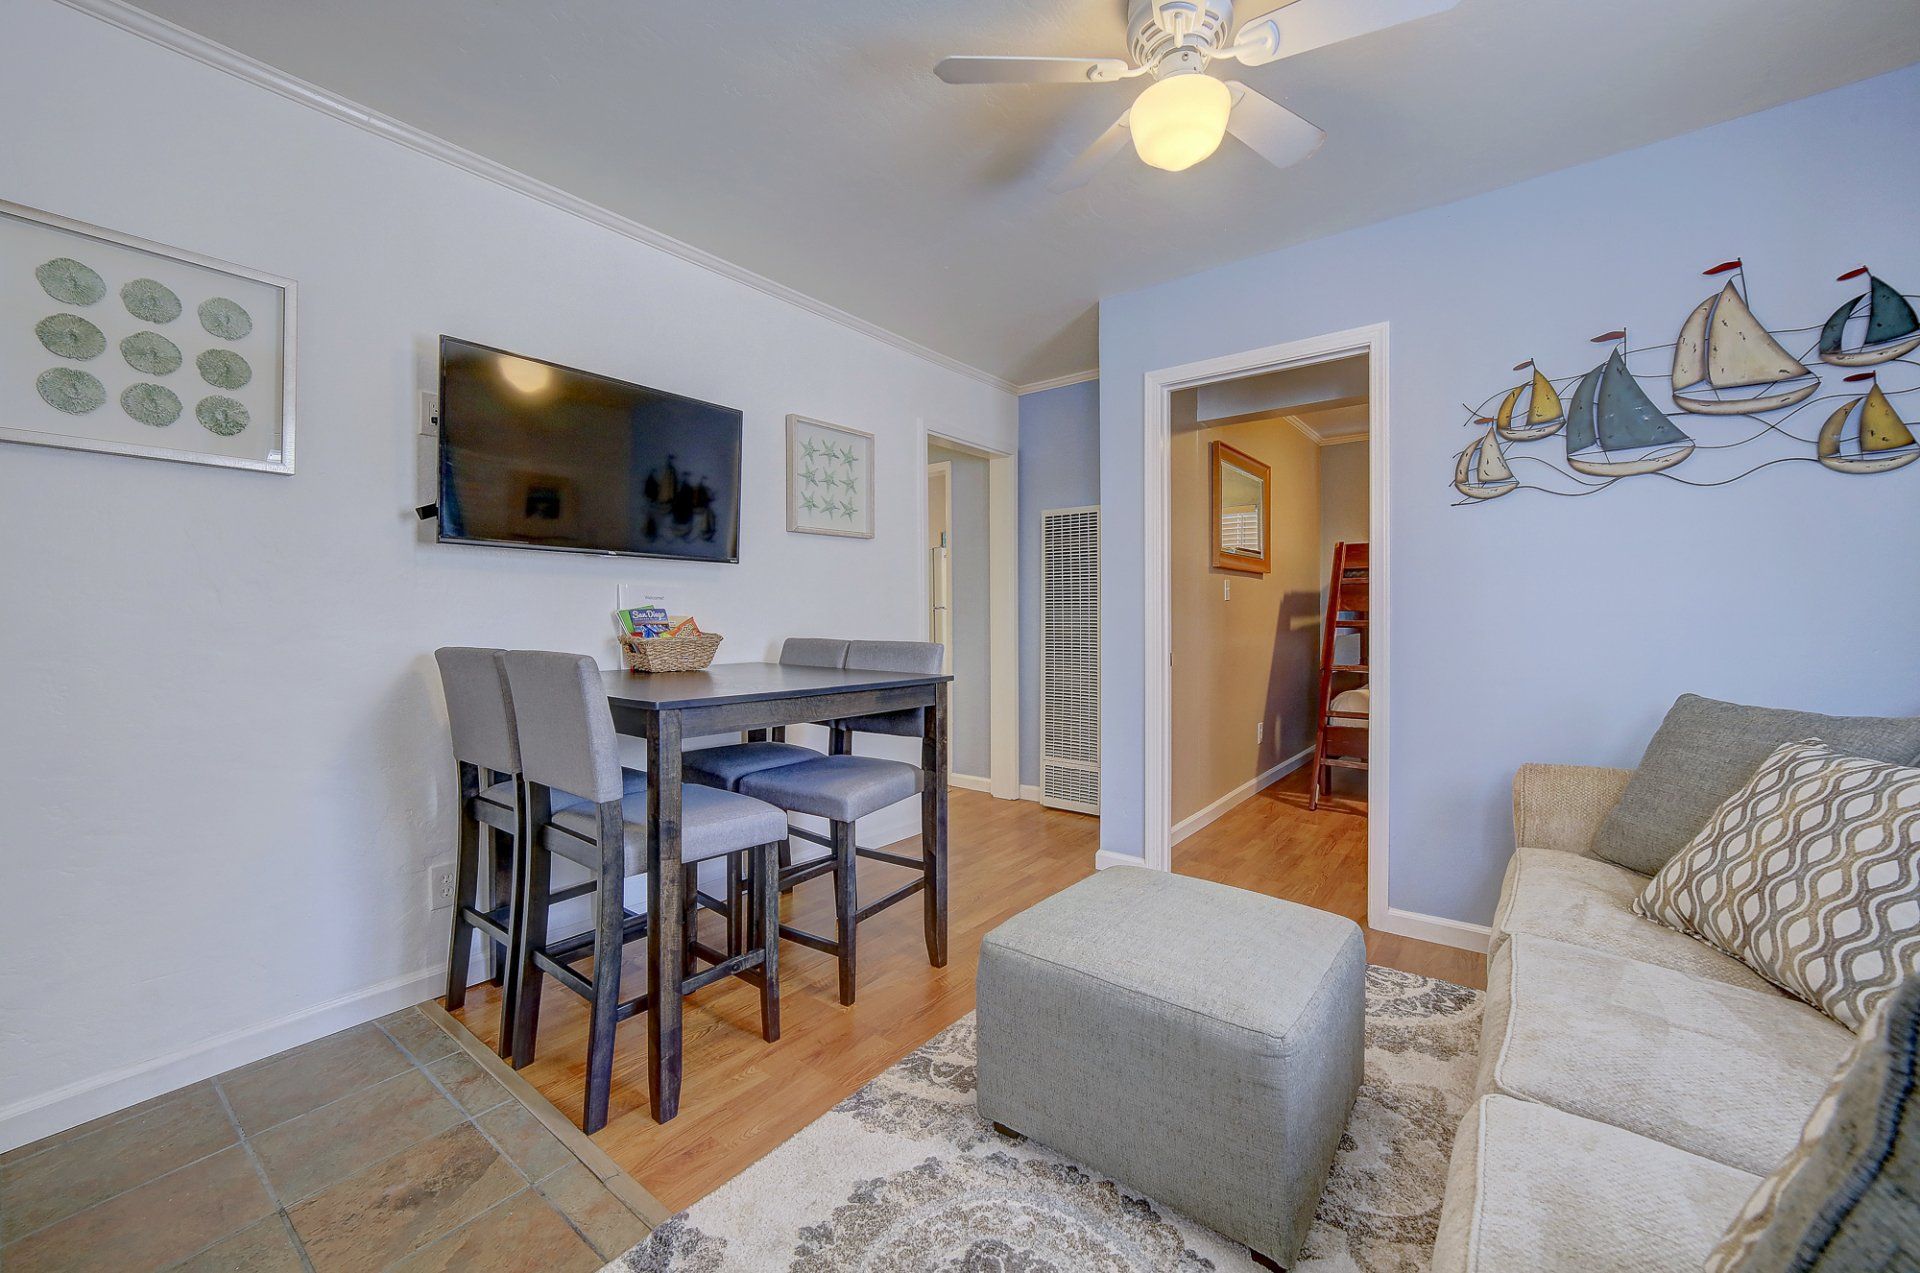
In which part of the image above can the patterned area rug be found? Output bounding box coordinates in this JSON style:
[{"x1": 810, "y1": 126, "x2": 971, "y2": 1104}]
[{"x1": 606, "y1": 967, "x2": 1482, "y2": 1272}]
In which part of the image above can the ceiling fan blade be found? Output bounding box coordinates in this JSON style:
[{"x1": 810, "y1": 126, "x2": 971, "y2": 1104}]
[
  {"x1": 1048, "y1": 111, "x2": 1133, "y2": 192},
  {"x1": 1223, "y1": 0, "x2": 1459, "y2": 66},
  {"x1": 934, "y1": 55, "x2": 1138, "y2": 85},
  {"x1": 1224, "y1": 83, "x2": 1326, "y2": 171}
]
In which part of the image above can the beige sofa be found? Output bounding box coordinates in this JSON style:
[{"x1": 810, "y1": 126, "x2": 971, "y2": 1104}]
[{"x1": 1432, "y1": 764, "x2": 1855, "y2": 1272}]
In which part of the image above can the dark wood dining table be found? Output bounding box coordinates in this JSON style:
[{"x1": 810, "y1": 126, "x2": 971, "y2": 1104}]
[{"x1": 600, "y1": 661, "x2": 952, "y2": 1121}]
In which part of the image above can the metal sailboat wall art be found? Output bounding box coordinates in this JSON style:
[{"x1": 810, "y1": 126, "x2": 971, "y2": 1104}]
[
  {"x1": 1566, "y1": 343, "x2": 1695, "y2": 476},
  {"x1": 1454, "y1": 422, "x2": 1518, "y2": 499},
  {"x1": 1494, "y1": 361, "x2": 1565, "y2": 440},
  {"x1": 1453, "y1": 257, "x2": 1920, "y2": 505},
  {"x1": 1671, "y1": 262, "x2": 1818, "y2": 415},
  {"x1": 1817, "y1": 374, "x2": 1918, "y2": 474},
  {"x1": 1820, "y1": 268, "x2": 1920, "y2": 366}
]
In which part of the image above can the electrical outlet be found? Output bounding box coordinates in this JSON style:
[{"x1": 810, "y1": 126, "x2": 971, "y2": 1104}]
[
  {"x1": 428, "y1": 860, "x2": 456, "y2": 911},
  {"x1": 1256, "y1": 720, "x2": 1264, "y2": 744},
  {"x1": 418, "y1": 391, "x2": 440, "y2": 437},
  {"x1": 1223, "y1": 578, "x2": 1232, "y2": 600}
]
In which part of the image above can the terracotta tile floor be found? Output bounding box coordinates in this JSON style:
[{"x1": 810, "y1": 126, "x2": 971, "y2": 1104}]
[{"x1": 0, "y1": 1008, "x2": 650, "y2": 1272}]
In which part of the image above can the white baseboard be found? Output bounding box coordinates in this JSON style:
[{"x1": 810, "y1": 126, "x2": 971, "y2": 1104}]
[
  {"x1": 1171, "y1": 747, "x2": 1315, "y2": 846},
  {"x1": 1094, "y1": 848, "x2": 1146, "y2": 871},
  {"x1": 955, "y1": 773, "x2": 1047, "y2": 804},
  {"x1": 0, "y1": 963, "x2": 444, "y2": 1154},
  {"x1": 1372, "y1": 906, "x2": 1493, "y2": 954}
]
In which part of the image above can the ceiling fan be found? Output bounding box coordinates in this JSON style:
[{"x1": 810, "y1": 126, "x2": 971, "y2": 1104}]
[{"x1": 934, "y1": 0, "x2": 1458, "y2": 189}]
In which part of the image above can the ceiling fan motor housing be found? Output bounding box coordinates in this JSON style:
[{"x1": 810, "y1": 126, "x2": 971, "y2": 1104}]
[{"x1": 1127, "y1": 0, "x2": 1236, "y2": 73}]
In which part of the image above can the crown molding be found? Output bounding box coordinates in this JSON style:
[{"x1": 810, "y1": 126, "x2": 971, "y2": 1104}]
[
  {"x1": 1281, "y1": 413, "x2": 1369, "y2": 447},
  {"x1": 54, "y1": 0, "x2": 1019, "y2": 397},
  {"x1": 1015, "y1": 367, "x2": 1100, "y2": 395}
]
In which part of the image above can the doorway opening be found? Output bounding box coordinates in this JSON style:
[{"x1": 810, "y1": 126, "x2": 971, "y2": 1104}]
[
  {"x1": 924, "y1": 432, "x2": 1019, "y2": 799},
  {"x1": 1167, "y1": 352, "x2": 1371, "y2": 849},
  {"x1": 1140, "y1": 325, "x2": 1401, "y2": 937}
]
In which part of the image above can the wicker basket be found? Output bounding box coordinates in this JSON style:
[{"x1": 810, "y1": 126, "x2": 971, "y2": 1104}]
[{"x1": 619, "y1": 631, "x2": 723, "y2": 673}]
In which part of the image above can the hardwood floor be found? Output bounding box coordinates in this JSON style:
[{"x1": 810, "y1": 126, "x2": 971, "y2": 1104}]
[
  {"x1": 1174, "y1": 768, "x2": 1488, "y2": 988},
  {"x1": 446, "y1": 772, "x2": 1484, "y2": 1212}
]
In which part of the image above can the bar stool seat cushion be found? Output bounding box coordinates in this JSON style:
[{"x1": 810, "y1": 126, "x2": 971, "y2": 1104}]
[
  {"x1": 479, "y1": 777, "x2": 518, "y2": 805},
  {"x1": 548, "y1": 785, "x2": 787, "y2": 874},
  {"x1": 684, "y1": 741, "x2": 823, "y2": 791},
  {"x1": 738, "y1": 754, "x2": 921, "y2": 822}
]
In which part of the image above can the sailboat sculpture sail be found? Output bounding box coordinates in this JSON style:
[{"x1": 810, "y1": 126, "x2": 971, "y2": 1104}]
[
  {"x1": 1493, "y1": 361, "x2": 1565, "y2": 440},
  {"x1": 1565, "y1": 345, "x2": 1695, "y2": 477},
  {"x1": 1817, "y1": 377, "x2": 1919, "y2": 474},
  {"x1": 1672, "y1": 266, "x2": 1818, "y2": 415},
  {"x1": 1819, "y1": 269, "x2": 1920, "y2": 367},
  {"x1": 1453, "y1": 423, "x2": 1518, "y2": 499}
]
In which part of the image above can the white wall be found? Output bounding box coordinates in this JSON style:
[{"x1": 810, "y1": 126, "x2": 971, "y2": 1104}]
[
  {"x1": 1317, "y1": 440, "x2": 1370, "y2": 585},
  {"x1": 0, "y1": 0, "x2": 1016, "y2": 1149},
  {"x1": 1098, "y1": 65, "x2": 1920, "y2": 930}
]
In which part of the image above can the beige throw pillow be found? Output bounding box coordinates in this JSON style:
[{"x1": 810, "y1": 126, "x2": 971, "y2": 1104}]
[{"x1": 1633, "y1": 739, "x2": 1920, "y2": 1031}]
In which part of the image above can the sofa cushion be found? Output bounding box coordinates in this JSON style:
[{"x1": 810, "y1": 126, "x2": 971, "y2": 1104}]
[
  {"x1": 1591, "y1": 694, "x2": 1920, "y2": 875},
  {"x1": 1490, "y1": 847, "x2": 1774, "y2": 993},
  {"x1": 1433, "y1": 1095, "x2": 1760, "y2": 1273},
  {"x1": 1706, "y1": 972, "x2": 1920, "y2": 1272},
  {"x1": 1481, "y1": 936, "x2": 1852, "y2": 1174},
  {"x1": 1635, "y1": 739, "x2": 1920, "y2": 1031}
]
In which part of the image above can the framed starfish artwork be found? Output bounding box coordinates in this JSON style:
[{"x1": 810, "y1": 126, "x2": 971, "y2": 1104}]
[{"x1": 787, "y1": 414, "x2": 874, "y2": 539}]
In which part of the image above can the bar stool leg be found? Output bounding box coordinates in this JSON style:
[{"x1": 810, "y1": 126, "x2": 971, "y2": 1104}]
[
  {"x1": 494, "y1": 815, "x2": 524, "y2": 1061},
  {"x1": 755, "y1": 842, "x2": 781, "y2": 1041},
  {"x1": 510, "y1": 834, "x2": 552, "y2": 1068},
  {"x1": 832, "y1": 819, "x2": 858, "y2": 1006},
  {"x1": 445, "y1": 768, "x2": 481, "y2": 1012},
  {"x1": 681, "y1": 864, "x2": 700, "y2": 977},
  {"x1": 583, "y1": 805, "x2": 626, "y2": 1135},
  {"x1": 725, "y1": 851, "x2": 746, "y2": 959},
  {"x1": 486, "y1": 824, "x2": 512, "y2": 986}
]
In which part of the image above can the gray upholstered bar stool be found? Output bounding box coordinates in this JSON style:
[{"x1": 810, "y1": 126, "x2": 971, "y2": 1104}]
[
  {"x1": 682, "y1": 636, "x2": 847, "y2": 945},
  {"x1": 736, "y1": 639, "x2": 944, "y2": 1006},
  {"x1": 682, "y1": 637, "x2": 847, "y2": 792},
  {"x1": 502, "y1": 650, "x2": 788, "y2": 1132},
  {"x1": 432, "y1": 647, "x2": 530, "y2": 1056}
]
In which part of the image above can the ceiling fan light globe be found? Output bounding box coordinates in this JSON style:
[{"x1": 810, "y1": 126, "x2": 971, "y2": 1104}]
[{"x1": 1129, "y1": 73, "x2": 1232, "y2": 172}]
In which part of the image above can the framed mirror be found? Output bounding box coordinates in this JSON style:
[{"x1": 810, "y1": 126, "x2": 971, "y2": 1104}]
[{"x1": 1210, "y1": 440, "x2": 1270, "y2": 574}]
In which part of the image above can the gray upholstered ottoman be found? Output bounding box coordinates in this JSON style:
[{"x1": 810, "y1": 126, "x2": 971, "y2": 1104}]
[{"x1": 976, "y1": 866, "x2": 1366, "y2": 1270}]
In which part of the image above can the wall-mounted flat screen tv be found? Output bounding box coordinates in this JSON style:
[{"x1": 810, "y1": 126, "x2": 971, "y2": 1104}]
[{"x1": 436, "y1": 336, "x2": 742, "y2": 562}]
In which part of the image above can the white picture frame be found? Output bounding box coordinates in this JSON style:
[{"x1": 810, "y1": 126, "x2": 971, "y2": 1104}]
[
  {"x1": 1, "y1": 199, "x2": 296, "y2": 475},
  {"x1": 786, "y1": 413, "x2": 874, "y2": 538}
]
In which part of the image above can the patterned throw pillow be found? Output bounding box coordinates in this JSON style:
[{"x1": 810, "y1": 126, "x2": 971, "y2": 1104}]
[
  {"x1": 1705, "y1": 972, "x2": 1919, "y2": 1271},
  {"x1": 1633, "y1": 739, "x2": 1920, "y2": 1030}
]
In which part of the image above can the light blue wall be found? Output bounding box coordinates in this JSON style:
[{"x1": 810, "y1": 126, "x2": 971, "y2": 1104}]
[
  {"x1": 929, "y1": 443, "x2": 991, "y2": 778},
  {"x1": 1018, "y1": 380, "x2": 1102, "y2": 789},
  {"x1": 1098, "y1": 65, "x2": 1920, "y2": 925}
]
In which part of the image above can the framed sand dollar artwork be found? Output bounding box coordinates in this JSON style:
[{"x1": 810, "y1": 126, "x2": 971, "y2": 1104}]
[
  {"x1": 787, "y1": 414, "x2": 874, "y2": 538},
  {"x1": 1, "y1": 199, "x2": 295, "y2": 474}
]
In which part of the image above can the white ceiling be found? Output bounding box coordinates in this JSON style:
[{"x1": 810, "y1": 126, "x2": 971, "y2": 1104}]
[{"x1": 108, "y1": 0, "x2": 1920, "y2": 388}]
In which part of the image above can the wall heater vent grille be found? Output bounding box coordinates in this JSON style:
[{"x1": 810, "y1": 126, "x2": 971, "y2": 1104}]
[{"x1": 1040, "y1": 506, "x2": 1100, "y2": 815}]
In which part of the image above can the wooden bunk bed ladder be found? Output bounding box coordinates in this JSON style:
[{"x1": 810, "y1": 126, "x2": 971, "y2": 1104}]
[{"x1": 1309, "y1": 541, "x2": 1369, "y2": 810}]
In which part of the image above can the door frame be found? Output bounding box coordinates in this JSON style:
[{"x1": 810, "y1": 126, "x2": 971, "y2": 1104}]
[
  {"x1": 921, "y1": 430, "x2": 1020, "y2": 801},
  {"x1": 1139, "y1": 323, "x2": 1409, "y2": 942}
]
